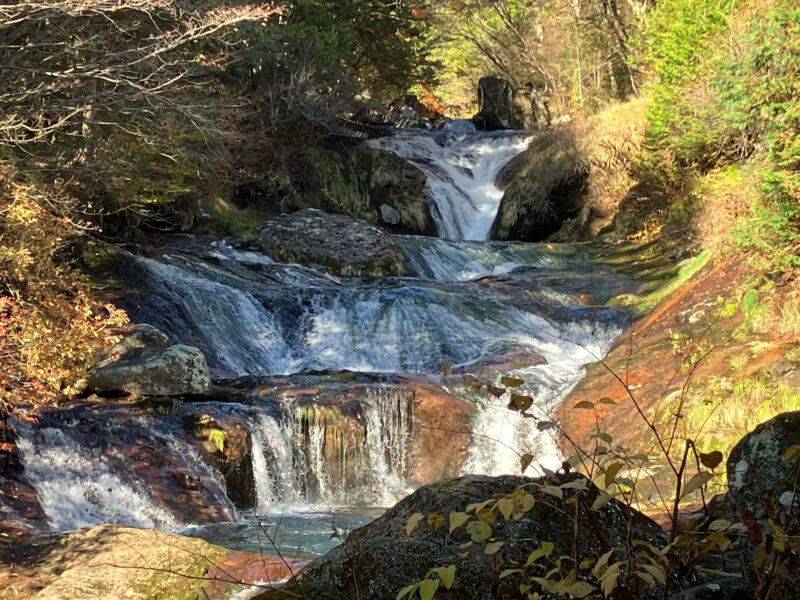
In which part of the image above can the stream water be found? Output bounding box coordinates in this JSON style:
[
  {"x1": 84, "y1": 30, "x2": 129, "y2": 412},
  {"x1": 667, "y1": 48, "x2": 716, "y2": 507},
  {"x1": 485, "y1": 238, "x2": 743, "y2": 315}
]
[{"x1": 13, "y1": 128, "x2": 637, "y2": 559}]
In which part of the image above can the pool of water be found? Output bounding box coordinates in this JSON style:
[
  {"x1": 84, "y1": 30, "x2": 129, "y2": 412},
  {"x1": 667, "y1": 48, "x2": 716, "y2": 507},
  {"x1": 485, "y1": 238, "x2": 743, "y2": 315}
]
[{"x1": 181, "y1": 508, "x2": 383, "y2": 558}]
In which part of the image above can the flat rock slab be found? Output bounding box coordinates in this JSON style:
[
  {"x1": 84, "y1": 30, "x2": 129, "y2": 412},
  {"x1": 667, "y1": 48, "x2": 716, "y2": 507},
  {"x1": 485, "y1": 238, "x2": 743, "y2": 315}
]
[{"x1": 0, "y1": 524, "x2": 303, "y2": 599}]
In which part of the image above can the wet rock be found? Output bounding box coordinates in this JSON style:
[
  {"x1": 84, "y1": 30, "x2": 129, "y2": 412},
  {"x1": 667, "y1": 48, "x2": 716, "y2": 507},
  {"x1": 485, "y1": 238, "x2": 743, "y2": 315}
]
[
  {"x1": 380, "y1": 203, "x2": 402, "y2": 225},
  {"x1": 0, "y1": 524, "x2": 300, "y2": 600},
  {"x1": 255, "y1": 209, "x2": 408, "y2": 277},
  {"x1": 84, "y1": 343, "x2": 211, "y2": 397},
  {"x1": 255, "y1": 473, "x2": 672, "y2": 600},
  {"x1": 406, "y1": 382, "x2": 472, "y2": 485},
  {"x1": 668, "y1": 577, "x2": 754, "y2": 600},
  {"x1": 183, "y1": 411, "x2": 257, "y2": 509},
  {"x1": 513, "y1": 82, "x2": 551, "y2": 130},
  {"x1": 385, "y1": 103, "x2": 427, "y2": 129},
  {"x1": 727, "y1": 411, "x2": 800, "y2": 581},
  {"x1": 232, "y1": 144, "x2": 435, "y2": 237},
  {"x1": 454, "y1": 347, "x2": 546, "y2": 377},
  {"x1": 491, "y1": 130, "x2": 589, "y2": 241},
  {"x1": 474, "y1": 76, "x2": 516, "y2": 131},
  {"x1": 102, "y1": 323, "x2": 170, "y2": 360}
]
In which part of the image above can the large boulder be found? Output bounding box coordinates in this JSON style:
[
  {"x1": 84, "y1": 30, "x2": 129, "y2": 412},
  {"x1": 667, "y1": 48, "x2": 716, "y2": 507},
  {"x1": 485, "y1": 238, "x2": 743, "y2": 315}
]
[
  {"x1": 232, "y1": 144, "x2": 435, "y2": 237},
  {"x1": 490, "y1": 131, "x2": 589, "y2": 241},
  {"x1": 727, "y1": 411, "x2": 800, "y2": 583},
  {"x1": 255, "y1": 209, "x2": 408, "y2": 277},
  {"x1": 83, "y1": 324, "x2": 211, "y2": 397},
  {"x1": 474, "y1": 76, "x2": 516, "y2": 131},
  {"x1": 255, "y1": 473, "x2": 672, "y2": 600}
]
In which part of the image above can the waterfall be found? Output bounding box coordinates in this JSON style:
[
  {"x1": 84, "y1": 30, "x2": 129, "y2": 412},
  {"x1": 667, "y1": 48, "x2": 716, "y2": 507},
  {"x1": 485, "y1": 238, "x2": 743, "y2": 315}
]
[
  {"x1": 369, "y1": 129, "x2": 531, "y2": 240},
  {"x1": 12, "y1": 129, "x2": 640, "y2": 543},
  {"x1": 248, "y1": 388, "x2": 413, "y2": 512}
]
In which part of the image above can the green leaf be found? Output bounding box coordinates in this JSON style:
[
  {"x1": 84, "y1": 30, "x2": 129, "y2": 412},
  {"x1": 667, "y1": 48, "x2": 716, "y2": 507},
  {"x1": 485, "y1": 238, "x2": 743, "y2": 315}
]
[
  {"x1": 560, "y1": 479, "x2": 589, "y2": 491},
  {"x1": 508, "y1": 393, "x2": 533, "y2": 413},
  {"x1": 561, "y1": 581, "x2": 595, "y2": 598},
  {"x1": 536, "y1": 420, "x2": 556, "y2": 431},
  {"x1": 597, "y1": 397, "x2": 617, "y2": 405},
  {"x1": 499, "y1": 568, "x2": 522, "y2": 579},
  {"x1": 430, "y1": 565, "x2": 455, "y2": 589},
  {"x1": 466, "y1": 499, "x2": 493, "y2": 514},
  {"x1": 396, "y1": 583, "x2": 418, "y2": 600},
  {"x1": 526, "y1": 541, "x2": 555, "y2": 565},
  {"x1": 741, "y1": 289, "x2": 759, "y2": 316},
  {"x1": 449, "y1": 511, "x2": 469, "y2": 533},
  {"x1": 574, "y1": 400, "x2": 595, "y2": 410},
  {"x1": 466, "y1": 520, "x2": 492, "y2": 542},
  {"x1": 595, "y1": 432, "x2": 613, "y2": 443},
  {"x1": 540, "y1": 485, "x2": 563, "y2": 499},
  {"x1": 604, "y1": 462, "x2": 623, "y2": 489},
  {"x1": 500, "y1": 375, "x2": 525, "y2": 387},
  {"x1": 681, "y1": 471, "x2": 714, "y2": 498},
  {"x1": 419, "y1": 578, "x2": 439, "y2": 600},
  {"x1": 709, "y1": 519, "x2": 735, "y2": 531},
  {"x1": 406, "y1": 512, "x2": 424, "y2": 537}
]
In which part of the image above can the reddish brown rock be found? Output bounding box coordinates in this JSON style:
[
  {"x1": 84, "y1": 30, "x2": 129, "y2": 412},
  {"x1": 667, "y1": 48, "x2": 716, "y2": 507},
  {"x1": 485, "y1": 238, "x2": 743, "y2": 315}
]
[
  {"x1": 407, "y1": 381, "x2": 472, "y2": 485},
  {"x1": 557, "y1": 256, "x2": 796, "y2": 478}
]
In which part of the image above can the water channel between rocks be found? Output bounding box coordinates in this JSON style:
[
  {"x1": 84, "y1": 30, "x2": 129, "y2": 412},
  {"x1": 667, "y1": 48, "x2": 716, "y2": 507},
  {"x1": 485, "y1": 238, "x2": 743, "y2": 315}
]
[{"x1": 13, "y1": 128, "x2": 640, "y2": 560}]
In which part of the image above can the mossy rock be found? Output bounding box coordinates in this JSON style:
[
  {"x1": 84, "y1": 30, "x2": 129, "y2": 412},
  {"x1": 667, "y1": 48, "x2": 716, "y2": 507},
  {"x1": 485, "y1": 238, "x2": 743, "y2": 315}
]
[
  {"x1": 491, "y1": 130, "x2": 589, "y2": 241},
  {"x1": 233, "y1": 142, "x2": 435, "y2": 236},
  {"x1": 255, "y1": 209, "x2": 408, "y2": 277},
  {"x1": 253, "y1": 473, "x2": 672, "y2": 600}
]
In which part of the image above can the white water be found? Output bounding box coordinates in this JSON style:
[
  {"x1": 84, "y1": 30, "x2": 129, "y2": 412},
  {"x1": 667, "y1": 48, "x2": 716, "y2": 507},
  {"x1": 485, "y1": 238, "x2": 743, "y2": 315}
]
[
  {"x1": 13, "y1": 129, "x2": 635, "y2": 546},
  {"x1": 465, "y1": 321, "x2": 620, "y2": 474},
  {"x1": 370, "y1": 129, "x2": 531, "y2": 240},
  {"x1": 249, "y1": 389, "x2": 413, "y2": 513},
  {"x1": 13, "y1": 422, "x2": 179, "y2": 532}
]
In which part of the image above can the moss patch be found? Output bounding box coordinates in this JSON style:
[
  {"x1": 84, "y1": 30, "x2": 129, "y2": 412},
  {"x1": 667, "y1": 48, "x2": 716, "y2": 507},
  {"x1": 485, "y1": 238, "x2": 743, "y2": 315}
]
[
  {"x1": 233, "y1": 143, "x2": 435, "y2": 236},
  {"x1": 491, "y1": 129, "x2": 589, "y2": 241}
]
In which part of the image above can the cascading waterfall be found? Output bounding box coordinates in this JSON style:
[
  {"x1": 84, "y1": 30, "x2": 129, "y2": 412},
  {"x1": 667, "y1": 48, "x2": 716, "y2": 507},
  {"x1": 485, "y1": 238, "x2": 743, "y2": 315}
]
[
  {"x1": 248, "y1": 388, "x2": 413, "y2": 512},
  {"x1": 13, "y1": 128, "x2": 638, "y2": 550},
  {"x1": 369, "y1": 129, "x2": 531, "y2": 240}
]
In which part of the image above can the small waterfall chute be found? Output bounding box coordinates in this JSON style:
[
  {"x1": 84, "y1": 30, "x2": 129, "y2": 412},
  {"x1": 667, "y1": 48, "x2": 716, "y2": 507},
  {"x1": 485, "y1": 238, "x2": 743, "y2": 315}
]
[{"x1": 369, "y1": 129, "x2": 531, "y2": 240}]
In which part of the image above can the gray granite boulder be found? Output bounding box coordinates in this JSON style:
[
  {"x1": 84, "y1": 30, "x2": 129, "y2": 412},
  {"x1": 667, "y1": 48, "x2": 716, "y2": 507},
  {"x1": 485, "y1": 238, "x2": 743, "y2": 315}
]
[
  {"x1": 255, "y1": 208, "x2": 407, "y2": 277},
  {"x1": 84, "y1": 325, "x2": 211, "y2": 396},
  {"x1": 727, "y1": 411, "x2": 800, "y2": 582}
]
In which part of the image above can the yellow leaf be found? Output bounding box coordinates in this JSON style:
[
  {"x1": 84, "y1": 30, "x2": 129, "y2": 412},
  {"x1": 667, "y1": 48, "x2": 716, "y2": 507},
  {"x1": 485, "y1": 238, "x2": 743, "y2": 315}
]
[
  {"x1": 484, "y1": 541, "x2": 504, "y2": 555},
  {"x1": 449, "y1": 511, "x2": 469, "y2": 533},
  {"x1": 498, "y1": 498, "x2": 515, "y2": 520},
  {"x1": 406, "y1": 512, "x2": 424, "y2": 537},
  {"x1": 604, "y1": 462, "x2": 623, "y2": 489},
  {"x1": 427, "y1": 513, "x2": 445, "y2": 531}
]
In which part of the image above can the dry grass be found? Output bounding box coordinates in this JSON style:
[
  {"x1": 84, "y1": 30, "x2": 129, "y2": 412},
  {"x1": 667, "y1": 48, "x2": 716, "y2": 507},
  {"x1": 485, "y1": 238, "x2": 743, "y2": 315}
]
[{"x1": 558, "y1": 97, "x2": 649, "y2": 239}]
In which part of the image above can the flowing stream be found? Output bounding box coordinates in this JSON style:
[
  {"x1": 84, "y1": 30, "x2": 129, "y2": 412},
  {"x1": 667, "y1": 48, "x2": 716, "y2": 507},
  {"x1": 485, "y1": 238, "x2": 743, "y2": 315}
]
[{"x1": 13, "y1": 129, "x2": 638, "y2": 558}]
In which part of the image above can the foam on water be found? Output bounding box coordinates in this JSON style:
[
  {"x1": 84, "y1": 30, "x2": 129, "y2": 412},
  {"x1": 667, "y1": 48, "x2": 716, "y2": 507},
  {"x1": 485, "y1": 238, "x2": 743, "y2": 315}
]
[{"x1": 370, "y1": 129, "x2": 531, "y2": 240}]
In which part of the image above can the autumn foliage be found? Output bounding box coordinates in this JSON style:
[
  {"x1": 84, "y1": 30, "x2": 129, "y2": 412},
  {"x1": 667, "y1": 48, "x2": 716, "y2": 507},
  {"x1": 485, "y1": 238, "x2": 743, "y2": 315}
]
[{"x1": 0, "y1": 166, "x2": 129, "y2": 414}]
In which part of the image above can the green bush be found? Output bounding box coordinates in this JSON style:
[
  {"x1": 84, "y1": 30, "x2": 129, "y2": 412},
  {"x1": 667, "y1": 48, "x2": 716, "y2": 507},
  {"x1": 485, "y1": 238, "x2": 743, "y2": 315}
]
[
  {"x1": 639, "y1": 0, "x2": 800, "y2": 273},
  {"x1": 716, "y1": 5, "x2": 800, "y2": 272},
  {"x1": 638, "y1": 0, "x2": 736, "y2": 181}
]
